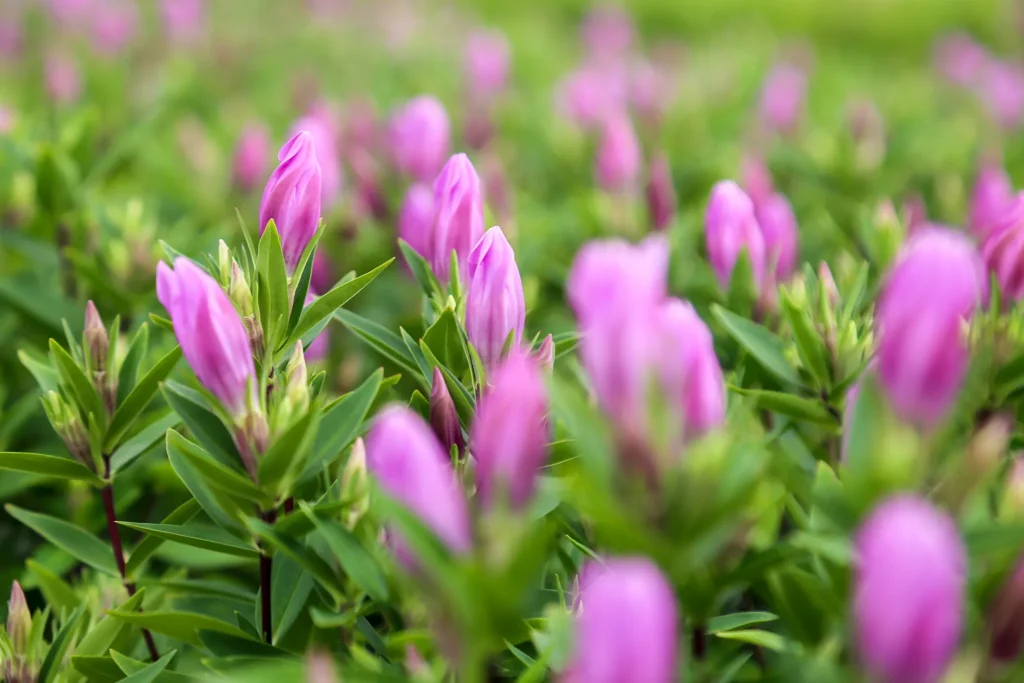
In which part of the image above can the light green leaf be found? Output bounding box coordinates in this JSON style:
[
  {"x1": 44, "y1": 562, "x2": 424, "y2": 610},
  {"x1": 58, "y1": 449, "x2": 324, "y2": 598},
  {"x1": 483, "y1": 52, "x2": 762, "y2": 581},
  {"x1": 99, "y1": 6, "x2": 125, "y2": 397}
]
[
  {"x1": 26, "y1": 559, "x2": 79, "y2": 611},
  {"x1": 104, "y1": 346, "x2": 181, "y2": 451},
  {"x1": 422, "y1": 308, "x2": 472, "y2": 378},
  {"x1": 713, "y1": 629, "x2": 787, "y2": 652},
  {"x1": 300, "y1": 502, "x2": 389, "y2": 602},
  {"x1": 728, "y1": 387, "x2": 836, "y2": 425},
  {"x1": 161, "y1": 381, "x2": 237, "y2": 467},
  {"x1": 781, "y1": 294, "x2": 830, "y2": 389},
  {"x1": 707, "y1": 611, "x2": 779, "y2": 633},
  {"x1": 117, "y1": 324, "x2": 150, "y2": 404},
  {"x1": 18, "y1": 349, "x2": 59, "y2": 393},
  {"x1": 50, "y1": 339, "x2": 106, "y2": 423},
  {"x1": 110, "y1": 411, "x2": 180, "y2": 474},
  {"x1": 165, "y1": 433, "x2": 245, "y2": 535},
  {"x1": 289, "y1": 259, "x2": 394, "y2": 346},
  {"x1": 0, "y1": 451, "x2": 102, "y2": 486},
  {"x1": 7, "y1": 505, "x2": 117, "y2": 575},
  {"x1": 712, "y1": 305, "x2": 801, "y2": 386},
  {"x1": 303, "y1": 369, "x2": 382, "y2": 482},
  {"x1": 334, "y1": 309, "x2": 423, "y2": 381},
  {"x1": 397, "y1": 239, "x2": 441, "y2": 299},
  {"x1": 106, "y1": 610, "x2": 250, "y2": 648},
  {"x1": 166, "y1": 429, "x2": 272, "y2": 507},
  {"x1": 125, "y1": 499, "x2": 201, "y2": 577},
  {"x1": 37, "y1": 604, "x2": 84, "y2": 683},
  {"x1": 256, "y1": 220, "x2": 290, "y2": 348},
  {"x1": 118, "y1": 521, "x2": 258, "y2": 559}
]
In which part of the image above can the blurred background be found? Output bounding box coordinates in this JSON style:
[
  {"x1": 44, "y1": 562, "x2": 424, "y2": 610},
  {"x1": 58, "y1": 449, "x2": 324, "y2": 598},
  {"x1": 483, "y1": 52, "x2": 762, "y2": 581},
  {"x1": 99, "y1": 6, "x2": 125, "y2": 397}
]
[{"x1": 0, "y1": 0, "x2": 1021, "y2": 593}]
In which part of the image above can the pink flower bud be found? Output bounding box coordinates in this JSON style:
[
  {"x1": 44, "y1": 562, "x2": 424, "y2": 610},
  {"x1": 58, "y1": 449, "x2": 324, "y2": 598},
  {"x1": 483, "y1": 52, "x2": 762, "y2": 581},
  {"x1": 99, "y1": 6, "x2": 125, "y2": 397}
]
[
  {"x1": 389, "y1": 96, "x2": 451, "y2": 183},
  {"x1": 629, "y1": 59, "x2": 674, "y2": 125},
  {"x1": 310, "y1": 252, "x2": 333, "y2": 295},
  {"x1": 430, "y1": 153, "x2": 485, "y2": 283},
  {"x1": 567, "y1": 235, "x2": 669, "y2": 328},
  {"x1": 232, "y1": 124, "x2": 271, "y2": 194},
  {"x1": 91, "y1": 0, "x2": 137, "y2": 56},
  {"x1": 595, "y1": 113, "x2": 641, "y2": 194},
  {"x1": 758, "y1": 63, "x2": 807, "y2": 135},
  {"x1": 259, "y1": 131, "x2": 323, "y2": 272},
  {"x1": 876, "y1": 228, "x2": 986, "y2": 426},
  {"x1": 740, "y1": 154, "x2": 774, "y2": 207},
  {"x1": 969, "y1": 162, "x2": 1014, "y2": 239},
  {"x1": 470, "y1": 351, "x2": 548, "y2": 509},
  {"x1": 934, "y1": 33, "x2": 989, "y2": 86},
  {"x1": 658, "y1": 299, "x2": 726, "y2": 437},
  {"x1": 398, "y1": 183, "x2": 434, "y2": 263},
  {"x1": 430, "y1": 367, "x2": 464, "y2": 455},
  {"x1": 289, "y1": 113, "x2": 343, "y2": 211},
  {"x1": 156, "y1": 258, "x2": 256, "y2": 416},
  {"x1": 536, "y1": 334, "x2": 555, "y2": 371},
  {"x1": 554, "y1": 66, "x2": 628, "y2": 130},
  {"x1": 982, "y1": 193, "x2": 1024, "y2": 301},
  {"x1": 854, "y1": 496, "x2": 965, "y2": 683},
  {"x1": 580, "y1": 6, "x2": 635, "y2": 64},
  {"x1": 754, "y1": 192, "x2": 799, "y2": 282},
  {"x1": 365, "y1": 406, "x2": 472, "y2": 564},
  {"x1": 465, "y1": 227, "x2": 526, "y2": 367},
  {"x1": 0, "y1": 18, "x2": 23, "y2": 60},
  {"x1": 980, "y1": 60, "x2": 1024, "y2": 130},
  {"x1": 161, "y1": 0, "x2": 206, "y2": 44},
  {"x1": 45, "y1": 54, "x2": 81, "y2": 104},
  {"x1": 646, "y1": 153, "x2": 676, "y2": 231},
  {"x1": 464, "y1": 29, "x2": 510, "y2": 98},
  {"x1": 705, "y1": 181, "x2": 766, "y2": 291},
  {"x1": 561, "y1": 558, "x2": 678, "y2": 683}
]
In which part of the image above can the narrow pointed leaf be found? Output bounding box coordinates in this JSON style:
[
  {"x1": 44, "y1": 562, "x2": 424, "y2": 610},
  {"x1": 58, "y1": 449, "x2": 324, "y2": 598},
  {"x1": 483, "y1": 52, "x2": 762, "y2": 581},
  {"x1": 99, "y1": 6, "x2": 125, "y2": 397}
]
[
  {"x1": 6, "y1": 505, "x2": 117, "y2": 575},
  {"x1": 0, "y1": 451, "x2": 102, "y2": 485},
  {"x1": 105, "y1": 346, "x2": 181, "y2": 451},
  {"x1": 290, "y1": 259, "x2": 394, "y2": 344}
]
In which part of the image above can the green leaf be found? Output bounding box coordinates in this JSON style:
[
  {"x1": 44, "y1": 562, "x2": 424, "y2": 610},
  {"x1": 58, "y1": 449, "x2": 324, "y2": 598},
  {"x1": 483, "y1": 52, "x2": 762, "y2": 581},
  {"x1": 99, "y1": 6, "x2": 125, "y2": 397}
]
[
  {"x1": 422, "y1": 308, "x2": 472, "y2": 378},
  {"x1": 0, "y1": 451, "x2": 102, "y2": 485},
  {"x1": 167, "y1": 429, "x2": 272, "y2": 507},
  {"x1": 199, "y1": 630, "x2": 289, "y2": 658},
  {"x1": 258, "y1": 406, "x2": 320, "y2": 494},
  {"x1": 334, "y1": 309, "x2": 423, "y2": 381},
  {"x1": 300, "y1": 502, "x2": 390, "y2": 602},
  {"x1": 161, "y1": 381, "x2": 238, "y2": 467},
  {"x1": 106, "y1": 609, "x2": 250, "y2": 648},
  {"x1": 26, "y1": 559, "x2": 79, "y2": 611},
  {"x1": 712, "y1": 305, "x2": 801, "y2": 386},
  {"x1": 714, "y1": 654, "x2": 752, "y2": 683},
  {"x1": 118, "y1": 522, "x2": 258, "y2": 558},
  {"x1": 708, "y1": 611, "x2": 779, "y2": 633},
  {"x1": 118, "y1": 324, "x2": 150, "y2": 404},
  {"x1": 71, "y1": 589, "x2": 147, "y2": 667},
  {"x1": 256, "y1": 220, "x2": 291, "y2": 348},
  {"x1": 71, "y1": 656, "x2": 123, "y2": 682},
  {"x1": 18, "y1": 349, "x2": 59, "y2": 393},
  {"x1": 781, "y1": 293, "x2": 830, "y2": 389},
  {"x1": 165, "y1": 432, "x2": 245, "y2": 535},
  {"x1": 104, "y1": 346, "x2": 181, "y2": 451},
  {"x1": 115, "y1": 651, "x2": 176, "y2": 683},
  {"x1": 714, "y1": 629, "x2": 787, "y2": 652},
  {"x1": 289, "y1": 259, "x2": 393, "y2": 346},
  {"x1": 125, "y1": 499, "x2": 201, "y2": 577},
  {"x1": 244, "y1": 518, "x2": 345, "y2": 604},
  {"x1": 286, "y1": 246, "x2": 315, "y2": 337},
  {"x1": 7, "y1": 505, "x2": 117, "y2": 575},
  {"x1": 728, "y1": 387, "x2": 837, "y2": 425},
  {"x1": 270, "y1": 555, "x2": 313, "y2": 646},
  {"x1": 398, "y1": 239, "x2": 441, "y2": 299},
  {"x1": 110, "y1": 411, "x2": 180, "y2": 474},
  {"x1": 37, "y1": 605, "x2": 84, "y2": 683},
  {"x1": 50, "y1": 339, "x2": 106, "y2": 423},
  {"x1": 304, "y1": 370, "x2": 382, "y2": 481},
  {"x1": 418, "y1": 342, "x2": 475, "y2": 424}
]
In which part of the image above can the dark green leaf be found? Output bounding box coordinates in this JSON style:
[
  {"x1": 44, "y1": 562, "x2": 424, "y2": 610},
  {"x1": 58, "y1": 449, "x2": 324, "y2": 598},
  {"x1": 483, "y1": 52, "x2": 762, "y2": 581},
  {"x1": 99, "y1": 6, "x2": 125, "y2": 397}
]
[
  {"x1": 244, "y1": 518, "x2": 345, "y2": 604},
  {"x1": 271, "y1": 555, "x2": 313, "y2": 646},
  {"x1": 167, "y1": 429, "x2": 272, "y2": 507},
  {"x1": 106, "y1": 609, "x2": 250, "y2": 648},
  {"x1": 199, "y1": 630, "x2": 289, "y2": 658},
  {"x1": 422, "y1": 308, "x2": 472, "y2": 377},
  {"x1": 728, "y1": 387, "x2": 836, "y2": 425},
  {"x1": 290, "y1": 259, "x2": 394, "y2": 345},
  {"x1": 258, "y1": 406, "x2": 320, "y2": 494},
  {"x1": 398, "y1": 239, "x2": 441, "y2": 299},
  {"x1": 712, "y1": 305, "x2": 801, "y2": 386},
  {"x1": 0, "y1": 451, "x2": 102, "y2": 485},
  {"x1": 165, "y1": 431, "x2": 246, "y2": 534},
  {"x1": 118, "y1": 324, "x2": 150, "y2": 404},
  {"x1": 72, "y1": 589, "x2": 147, "y2": 663},
  {"x1": 118, "y1": 521, "x2": 258, "y2": 558},
  {"x1": 110, "y1": 411, "x2": 181, "y2": 474},
  {"x1": 104, "y1": 346, "x2": 181, "y2": 451},
  {"x1": 125, "y1": 499, "x2": 201, "y2": 577},
  {"x1": 70, "y1": 656, "x2": 123, "y2": 682},
  {"x1": 303, "y1": 370, "x2": 382, "y2": 482},
  {"x1": 6, "y1": 505, "x2": 117, "y2": 575},
  {"x1": 50, "y1": 339, "x2": 106, "y2": 423},
  {"x1": 161, "y1": 381, "x2": 238, "y2": 467},
  {"x1": 708, "y1": 611, "x2": 779, "y2": 633},
  {"x1": 300, "y1": 502, "x2": 390, "y2": 602},
  {"x1": 37, "y1": 605, "x2": 84, "y2": 683},
  {"x1": 116, "y1": 651, "x2": 176, "y2": 683},
  {"x1": 334, "y1": 309, "x2": 422, "y2": 381},
  {"x1": 17, "y1": 349, "x2": 59, "y2": 393}
]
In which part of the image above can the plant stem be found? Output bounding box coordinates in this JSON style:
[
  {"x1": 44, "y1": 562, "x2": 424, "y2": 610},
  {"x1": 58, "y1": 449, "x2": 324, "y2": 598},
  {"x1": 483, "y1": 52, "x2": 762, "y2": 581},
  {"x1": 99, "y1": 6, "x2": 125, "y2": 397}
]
[
  {"x1": 101, "y1": 456, "x2": 160, "y2": 661},
  {"x1": 259, "y1": 508, "x2": 277, "y2": 644},
  {"x1": 692, "y1": 623, "x2": 707, "y2": 661}
]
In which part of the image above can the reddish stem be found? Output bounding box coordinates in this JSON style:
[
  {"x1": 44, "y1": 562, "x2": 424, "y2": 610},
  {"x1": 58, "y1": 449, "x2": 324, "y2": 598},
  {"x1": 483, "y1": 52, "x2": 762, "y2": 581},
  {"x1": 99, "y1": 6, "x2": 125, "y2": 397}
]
[{"x1": 259, "y1": 508, "x2": 278, "y2": 644}]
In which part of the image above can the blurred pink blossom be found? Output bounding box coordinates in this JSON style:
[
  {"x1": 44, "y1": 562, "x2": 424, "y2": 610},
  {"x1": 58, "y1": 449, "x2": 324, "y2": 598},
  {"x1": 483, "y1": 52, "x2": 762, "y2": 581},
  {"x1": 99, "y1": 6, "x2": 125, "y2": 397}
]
[
  {"x1": 555, "y1": 64, "x2": 628, "y2": 130},
  {"x1": 91, "y1": 0, "x2": 137, "y2": 56},
  {"x1": 979, "y1": 60, "x2": 1024, "y2": 130},
  {"x1": 161, "y1": 0, "x2": 206, "y2": 43},
  {"x1": 46, "y1": 54, "x2": 81, "y2": 104},
  {"x1": 934, "y1": 33, "x2": 989, "y2": 87}
]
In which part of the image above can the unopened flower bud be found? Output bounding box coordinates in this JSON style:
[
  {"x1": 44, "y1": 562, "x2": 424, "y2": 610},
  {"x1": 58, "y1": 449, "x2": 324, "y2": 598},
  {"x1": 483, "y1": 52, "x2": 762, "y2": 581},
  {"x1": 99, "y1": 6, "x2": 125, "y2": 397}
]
[
  {"x1": 982, "y1": 193, "x2": 1024, "y2": 302},
  {"x1": 429, "y1": 367, "x2": 464, "y2": 455},
  {"x1": 595, "y1": 113, "x2": 641, "y2": 194},
  {"x1": 5, "y1": 581, "x2": 33, "y2": 683},
  {"x1": 970, "y1": 161, "x2": 1014, "y2": 240},
  {"x1": 42, "y1": 390, "x2": 91, "y2": 467},
  {"x1": 229, "y1": 263, "x2": 254, "y2": 318},
  {"x1": 340, "y1": 438, "x2": 369, "y2": 527},
  {"x1": 755, "y1": 192, "x2": 799, "y2": 283},
  {"x1": 705, "y1": 180, "x2": 766, "y2": 291},
  {"x1": 818, "y1": 261, "x2": 838, "y2": 306},
  {"x1": 389, "y1": 96, "x2": 451, "y2": 183},
  {"x1": 990, "y1": 556, "x2": 1024, "y2": 661},
  {"x1": 84, "y1": 300, "x2": 108, "y2": 377},
  {"x1": 217, "y1": 240, "x2": 232, "y2": 284},
  {"x1": 431, "y1": 153, "x2": 485, "y2": 283},
  {"x1": 259, "y1": 131, "x2": 322, "y2": 273},
  {"x1": 536, "y1": 334, "x2": 555, "y2": 371},
  {"x1": 284, "y1": 342, "x2": 309, "y2": 413},
  {"x1": 646, "y1": 153, "x2": 676, "y2": 232},
  {"x1": 465, "y1": 227, "x2": 526, "y2": 368},
  {"x1": 968, "y1": 414, "x2": 1012, "y2": 476}
]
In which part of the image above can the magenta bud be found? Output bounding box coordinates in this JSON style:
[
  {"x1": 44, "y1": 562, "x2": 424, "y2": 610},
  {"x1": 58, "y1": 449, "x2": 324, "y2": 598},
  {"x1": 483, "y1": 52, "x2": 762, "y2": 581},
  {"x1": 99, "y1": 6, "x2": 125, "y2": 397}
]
[
  {"x1": 629, "y1": 60, "x2": 674, "y2": 126},
  {"x1": 464, "y1": 29, "x2": 510, "y2": 98},
  {"x1": 91, "y1": 0, "x2": 137, "y2": 56},
  {"x1": 982, "y1": 193, "x2": 1024, "y2": 301},
  {"x1": 969, "y1": 162, "x2": 1014, "y2": 239},
  {"x1": 259, "y1": 131, "x2": 323, "y2": 272},
  {"x1": 157, "y1": 258, "x2": 256, "y2": 416},
  {"x1": 6, "y1": 581, "x2": 30, "y2": 652},
  {"x1": 646, "y1": 153, "x2": 676, "y2": 232},
  {"x1": 981, "y1": 60, "x2": 1024, "y2": 131},
  {"x1": 536, "y1": 334, "x2": 555, "y2": 371},
  {"x1": 561, "y1": 558, "x2": 678, "y2": 683},
  {"x1": 758, "y1": 63, "x2": 807, "y2": 135},
  {"x1": 658, "y1": 299, "x2": 727, "y2": 437},
  {"x1": 990, "y1": 557, "x2": 1024, "y2": 660},
  {"x1": 595, "y1": 113, "x2": 641, "y2": 194},
  {"x1": 934, "y1": 33, "x2": 989, "y2": 86},
  {"x1": 555, "y1": 66, "x2": 628, "y2": 130},
  {"x1": 876, "y1": 228, "x2": 986, "y2": 426},
  {"x1": 754, "y1": 192, "x2": 799, "y2": 282},
  {"x1": 580, "y1": 6, "x2": 635, "y2": 63},
  {"x1": 740, "y1": 154, "x2": 774, "y2": 207},
  {"x1": 84, "y1": 300, "x2": 108, "y2": 375},
  {"x1": 289, "y1": 112, "x2": 343, "y2": 211},
  {"x1": 465, "y1": 227, "x2": 525, "y2": 367},
  {"x1": 854, "y1": 496, "x2": 965, "y2": 683},
  {"x1": 45, "y1": 53, "x2": 80, "y2": 104},
  {"x1": 388, "y1": 96, "x2": 451, "y2": 183},
  {"x1": 161, "y1": 0, "x2": 205, "y2": 43},
  {"x1": 430, "y1": 367, "x2": 464, "y2": 455},
  {"x1": 232, "y1": 124, "x2": 271, "y2": 194},
  {"x1": 430, "y1": 153, "x2": 485, "y2": 283},
  {"x1": 398, "y1": 183, "x2": 434, "y2": 263},
  {"x1": 705, "y1": 181, "x2": 766, "y2": 291},
  {"x1": 567, "y1": 234, "x2": 669, "y2": 328},
  {"x1": 310, "y1": 252, "x2": 333, "y2": 296},
  {"x1": 470, "y1": 352, "x2": 548, "y2": 509},
  {"x1": 365, "y1": 406, "x2": 471, "y2": 565}
]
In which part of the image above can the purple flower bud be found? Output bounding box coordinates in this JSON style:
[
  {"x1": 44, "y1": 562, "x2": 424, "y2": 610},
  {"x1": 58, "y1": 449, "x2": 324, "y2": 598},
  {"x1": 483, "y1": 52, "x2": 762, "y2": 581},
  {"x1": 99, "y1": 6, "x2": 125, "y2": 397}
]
[
  {"x1": 646, "y1": 153, "x2": 676, "y2": 231},
  {"x1": 629, "y1": 60, "x2": 674, "y2": 126},
  {"x1": 157, "y1": 258, "x2": 256, "y2": 416},
  {"x1": 91, "y1": 0, "x2": 137, "y2": 56},
  {"x1": 232, "y1": 124, "x2": 271, "y2": 194},
  {"x1": 555, "y1": 66, "x2": 628, "y2": 130},
  {"x1": 595, "y1": 113, "x2": 641, "y2": 194},
  {"x1": 934, "y1": 33, "x2": 989, "y2": 86},
  {"x1": 389, "y1": 96, "x2": 451, "y2": 183},
  {"x1": 580, "y1": 6, "x2": 635, "y2": 64},
  {"x1": 980, "y1": 60, "x2": 1024, "y2": 131},
  {"x1": 983, "y1": 193, "x2": 1024, "y2": 301},
  {"x1": 45, "y1": 53, "x2": 80, "y2": 104},
  {"x1": 969, "y1": 162, "x2": 1014, "y2": 239},
  {"x1": 464, "y1": 29, "x2": 510, "y2": 98},
  {"x1": 466, "y1": 227, "x2": 526, "y2": 367},
  {"x1": 754, "y1": 192, "x2": 799, "y2": 282},
  {"x1": 705, "y1": 181, "x2": 767, "y2": 291},
  {"x1": 470, "y1": 352, "x2": 548, "y2": 509},
  {"x1": 854, "y1": 496, "x2": 965, "y2": 683},
  {"x1": 311, "y1": 252, "x2": 333, "y2": 295},
  {"x1": 259, "y1": 131, "x2": 323, "y2": 272},
  {"x1": 290, "y1": 112, "x2": 343, "y2": 211},
  {"x1": 876, "y1": 228, "x2": 986, "y2": 426},
  {"x1": 365, "y1": 406, "x2": 472, "y2": 564},
  {"x1": 398, "y1": 183, "x2": 434, "y2": 262},
  {"x1": 430, "y1": 153, "x2": 485, "y2": 283},
  {"x1": 5, "y1": 581, "x2": 32, "y2": 683},
  {"x1": 567, "y1": 235, "x2": 669, "y2": 328},
  {"x1": 561, "y1": 558, "x2": 678, "y2": 683},
  {"x1": 658, "y1": 299, "x2": 726, "y2": 437},
  {"x1": 758, "y1": 63, "x2": 807, "y2": 135},
  {"x1": 161, "y1": 0, "x2": 205, "y2": 44},
  {"x1": 990, "y1": 556, "x2": 1024, "y2": 660},
  {"x1": 0, "y1": 18, "x2": 23, "y2": 60},
  {"x1": 536, "y1": 334, "x2": 555, "y2": 371},
  {"x1": 430, "y1": 367, "x2": 464, "y2": 455},
  {"x1": 740, "y1": 154, "x2": 774, "y2": 207}
]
